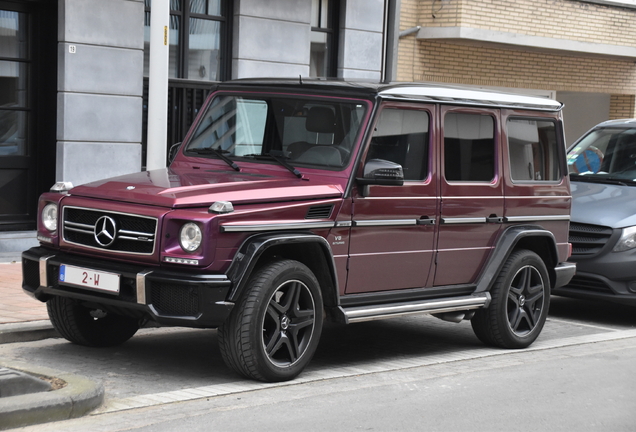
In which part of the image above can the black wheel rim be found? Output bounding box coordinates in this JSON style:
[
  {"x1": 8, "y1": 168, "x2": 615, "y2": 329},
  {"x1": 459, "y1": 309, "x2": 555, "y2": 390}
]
[
  {"x1": 506, "y1": 265, "x2": 545, "y2": 336},
  {"x1": 261, "y1": 279, "x2": 316, "y2": 367}
]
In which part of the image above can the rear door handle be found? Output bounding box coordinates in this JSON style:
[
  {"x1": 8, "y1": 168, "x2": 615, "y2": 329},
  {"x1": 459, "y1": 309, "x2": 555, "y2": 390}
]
[{"x1": 417, "y1": 217, "x2": 436, "y2": 226}]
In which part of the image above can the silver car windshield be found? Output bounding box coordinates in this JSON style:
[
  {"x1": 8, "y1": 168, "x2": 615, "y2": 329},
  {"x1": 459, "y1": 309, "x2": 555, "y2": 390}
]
[
  {"x1": 568, "y1": 127, "x2": 636, "y2": 181},
  {"x1": 185, "y1": 94, "x2": 367, "y2": 170}
]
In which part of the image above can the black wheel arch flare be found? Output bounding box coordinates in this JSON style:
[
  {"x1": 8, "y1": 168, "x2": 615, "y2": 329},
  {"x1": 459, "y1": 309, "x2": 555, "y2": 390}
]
[
  {"x1": 225, "y1": 232, "x2": 339, "y2": 308},
  {"x1": 474, "y1": 225, "x2": 560, "y2": 295}
]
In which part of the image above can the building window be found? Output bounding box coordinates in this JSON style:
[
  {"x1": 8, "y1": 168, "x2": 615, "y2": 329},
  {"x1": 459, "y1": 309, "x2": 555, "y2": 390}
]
[
  {"x1": 310, "y1": 0, "x2": 338, "y2": 78},
  {"x1": 143, "y1": 0, "x2": 229, "y2": 81}
]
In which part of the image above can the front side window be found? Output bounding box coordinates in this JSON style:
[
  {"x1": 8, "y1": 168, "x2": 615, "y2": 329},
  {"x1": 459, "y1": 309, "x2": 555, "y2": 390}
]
[
  {"x1": 444, "y1": 113, "x2": 495, "y2": 182},
  {"x1": 185, "y1": 94, "x2": 367, "y2": 169},
  {"x1": 508, "y1": 118, "x2": 561, "y2": 181},
  {"x1": 367, "y1": 108, "x2": 430, "y2": 181}
]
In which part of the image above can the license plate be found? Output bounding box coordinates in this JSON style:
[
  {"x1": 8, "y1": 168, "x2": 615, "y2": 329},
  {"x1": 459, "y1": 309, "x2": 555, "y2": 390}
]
[{"x1": 59, "y1": 264, "x2": 120, "y2": 294}]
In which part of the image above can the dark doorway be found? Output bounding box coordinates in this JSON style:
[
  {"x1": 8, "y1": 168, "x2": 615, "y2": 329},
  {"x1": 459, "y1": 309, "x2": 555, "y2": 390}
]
[{"x1": 0, "y1": 0, "x2": 56, "y2": 231}]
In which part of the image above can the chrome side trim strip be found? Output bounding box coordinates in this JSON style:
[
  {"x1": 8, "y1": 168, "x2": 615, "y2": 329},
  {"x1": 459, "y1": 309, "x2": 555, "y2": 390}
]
[
  {"x1": 353, "y1": 219, "x2": 418, "y2": 227},
  {"x1": 220, "y1": 221, "x2": 335, "y2": 233},
  {"x1": 39, "y1": 255, "x2": 55, "y2": 287},
  {"x1": 440, "y1": 217, "x2": 487, "y2": 224},
  {"x1": 505, "y1": 215, "x2": 571, "y2": 223},
  {"x1": 136, "y1": 270, "x2": 152, "y2": 305},
  {"x1": 341, "y1": 293, "x2": 490, "y2": 324}
]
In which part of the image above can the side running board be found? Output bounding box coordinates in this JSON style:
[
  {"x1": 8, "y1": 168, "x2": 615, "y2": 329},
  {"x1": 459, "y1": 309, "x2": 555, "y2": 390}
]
[{"x1": 336, "y1": 293, "x2": 491, "y2": 324}]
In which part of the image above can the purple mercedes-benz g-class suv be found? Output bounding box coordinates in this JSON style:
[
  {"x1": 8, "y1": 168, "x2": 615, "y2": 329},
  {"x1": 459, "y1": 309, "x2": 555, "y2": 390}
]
[{"x1": 22, "y1": 79, "x2": 575, "y2": 382}]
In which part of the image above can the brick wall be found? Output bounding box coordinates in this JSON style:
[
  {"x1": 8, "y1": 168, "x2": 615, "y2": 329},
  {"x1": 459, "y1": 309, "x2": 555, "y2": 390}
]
[
  {"x1": 609, "y1": 94, "x2": 636, "y2": 119},
  {"x1": 418, "y1": 0, "x2": 636, "y2": 47},
  {"x1": 397, "y1": 40, "x2": 636, "y2": 95},
  {"x1": 397, "y1": 0, "x2": 636, "y2": 96}
]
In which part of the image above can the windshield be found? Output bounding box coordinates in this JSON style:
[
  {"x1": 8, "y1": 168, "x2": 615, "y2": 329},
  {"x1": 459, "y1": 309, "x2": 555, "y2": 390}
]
[
  {"x1": 184, "y1": 94, "x2": 368, "y2": 170},
  {"x1": 568, "y1": 127, "x2": 636, "y2": 183}
]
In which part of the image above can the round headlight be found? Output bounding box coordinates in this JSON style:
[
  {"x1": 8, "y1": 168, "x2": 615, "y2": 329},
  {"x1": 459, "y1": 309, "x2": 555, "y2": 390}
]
[
  {"x1": 42, "y1": 203, "x2": 58, "y2": 232},
  {"x1": 179, "y1": 223, "x2": 202, "y2": 252}
]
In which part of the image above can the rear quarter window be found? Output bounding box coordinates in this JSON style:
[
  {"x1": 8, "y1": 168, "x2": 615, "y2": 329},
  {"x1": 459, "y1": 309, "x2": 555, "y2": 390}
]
[{"x1": 507, "y1": 118, "x2": 561, "y2": 181}]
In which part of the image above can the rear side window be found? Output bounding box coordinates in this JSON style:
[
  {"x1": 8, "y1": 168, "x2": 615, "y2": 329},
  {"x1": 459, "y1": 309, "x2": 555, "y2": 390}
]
[
  {"x1": 367, "y1": 108, "x2": 429, "y2": 181},
  {"x1": 444, "y1": 113, "x2": 495, "y2": 182},
  {"x1": 507, "y1": 118, "x2": 561, "y2": 181}
]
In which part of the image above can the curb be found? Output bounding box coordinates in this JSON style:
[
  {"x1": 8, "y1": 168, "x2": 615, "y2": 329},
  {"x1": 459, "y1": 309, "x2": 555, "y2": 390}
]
[
  {"x1": 0, "y1": 360, "x2": 104, "y2": 430},
  {"x1": 0, "y1": 321, "x2": 59, "y2": 345}
]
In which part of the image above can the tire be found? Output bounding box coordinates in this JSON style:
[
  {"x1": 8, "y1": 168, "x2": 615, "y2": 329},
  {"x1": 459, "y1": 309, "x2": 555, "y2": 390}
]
[
  {"x1": 47, "y1": 296, "x2": 140, "y2": 347},
  {"x1": 218, "y1": 259, "x2": 323, "y2": 382},
  {"x1": 471, "y1": 250, "x2": 550, "y2": 349}
]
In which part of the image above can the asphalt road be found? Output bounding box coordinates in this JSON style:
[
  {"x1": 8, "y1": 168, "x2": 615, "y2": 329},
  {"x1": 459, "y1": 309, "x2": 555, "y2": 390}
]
[{"x1": 3, "y1": 295, "x2": 636, "y2": 431}]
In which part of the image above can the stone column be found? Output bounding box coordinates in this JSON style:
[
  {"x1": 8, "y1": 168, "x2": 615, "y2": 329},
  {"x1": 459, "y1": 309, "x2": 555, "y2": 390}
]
[{"x1": 56, "y1": 0, "x2": 144, "y2": 186}]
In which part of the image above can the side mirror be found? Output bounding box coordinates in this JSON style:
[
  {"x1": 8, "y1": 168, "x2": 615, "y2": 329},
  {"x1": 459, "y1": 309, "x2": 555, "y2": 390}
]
[
  {"x1": 168, "y1": 142, "x2": 182, "y2": 165},
  {"x1": 357, "y1": 159, "x2": 404, "y2": 186}
]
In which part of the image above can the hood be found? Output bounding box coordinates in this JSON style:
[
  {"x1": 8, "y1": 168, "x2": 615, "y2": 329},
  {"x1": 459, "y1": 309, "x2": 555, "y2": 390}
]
[
  {"x1": 571, "y1": 181, "x2": 636, "y2": 228},
  {"x1": 69, "y1": 168, "x2": 344, "y2": 208}
]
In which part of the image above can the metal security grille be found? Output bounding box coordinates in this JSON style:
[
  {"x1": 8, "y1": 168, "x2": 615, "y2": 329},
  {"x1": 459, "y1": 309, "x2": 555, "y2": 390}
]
[
  {"x1": 142, "y1": 79, "x2": 212, "y2": 168},
  {"x1": 569, "y1": 222, "x2": 613, "y2": 257},
  {"x1": 63, "y1": 207, "x2": 157, "y2": 255}
]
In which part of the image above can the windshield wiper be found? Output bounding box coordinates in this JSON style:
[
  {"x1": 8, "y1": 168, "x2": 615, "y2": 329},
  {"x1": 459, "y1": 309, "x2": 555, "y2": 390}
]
[
  {"x1": 569, "y1": 173, "x2": 629, "y2": 186},
  {"x1": 243, "y1": 151, "x2": 302, "y2": 178},
  {"x1": 189, "y1": 147, "x2": 240, "y2": 171}
]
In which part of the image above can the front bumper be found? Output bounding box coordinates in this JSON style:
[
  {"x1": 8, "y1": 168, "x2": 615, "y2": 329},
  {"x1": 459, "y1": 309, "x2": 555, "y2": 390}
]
[
  {"x1": 553, "y1": 271, "x2": 636, "y2": 307},
  {"x1": 553, "y1": 246, "x2": 636, "y2": 306},
  {"x1": 22, "y1": 247, "x2": 234, "y2": 328}
]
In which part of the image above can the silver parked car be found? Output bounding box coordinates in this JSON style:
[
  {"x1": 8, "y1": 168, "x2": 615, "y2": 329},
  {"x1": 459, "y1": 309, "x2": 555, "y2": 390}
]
[{"x1": 554, "y1": 119, "x2": 636, "y2": 306}]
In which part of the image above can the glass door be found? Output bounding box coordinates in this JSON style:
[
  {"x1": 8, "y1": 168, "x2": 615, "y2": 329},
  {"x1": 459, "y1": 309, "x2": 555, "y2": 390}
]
[{"x1": 0, "y1": 3, "x2": 35, "y2": 230}]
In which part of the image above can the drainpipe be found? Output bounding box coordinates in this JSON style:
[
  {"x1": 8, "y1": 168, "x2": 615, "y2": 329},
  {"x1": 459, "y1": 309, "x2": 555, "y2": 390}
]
[
  {"x1": 382, "y1": 0, "x2": 401, "y2": 83},
  {"x1": 146, "y1": 0, "x2": 170, "y2": 170}
]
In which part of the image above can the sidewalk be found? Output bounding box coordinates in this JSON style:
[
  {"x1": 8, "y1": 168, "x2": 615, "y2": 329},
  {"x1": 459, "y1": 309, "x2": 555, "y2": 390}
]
[{"x1": 0, "y1": 261, "x2": 49, "y2": 324}]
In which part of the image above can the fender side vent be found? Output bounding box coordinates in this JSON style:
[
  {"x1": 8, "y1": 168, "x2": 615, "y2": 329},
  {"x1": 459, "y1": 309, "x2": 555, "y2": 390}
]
[{"x1": 305, "y1": 204, "x2": 334, "y2": 219}]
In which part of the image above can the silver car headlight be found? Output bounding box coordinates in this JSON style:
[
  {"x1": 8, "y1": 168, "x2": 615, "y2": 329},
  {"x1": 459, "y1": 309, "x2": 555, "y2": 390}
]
[
  {"x1": 42, "y1": 203, "x2": 58, "y2": 232},
  {"x1": 613, "y1": 226, "x2": 636, "y2": 252},
  {"x1": 179, "y1": 222, "x2": 202, "y2": 252}
]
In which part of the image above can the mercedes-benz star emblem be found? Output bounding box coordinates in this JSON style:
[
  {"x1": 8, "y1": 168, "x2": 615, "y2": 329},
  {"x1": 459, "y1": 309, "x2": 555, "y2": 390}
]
[{"x1": 94, "y1": 216, "x2": 118, "y2": 247}]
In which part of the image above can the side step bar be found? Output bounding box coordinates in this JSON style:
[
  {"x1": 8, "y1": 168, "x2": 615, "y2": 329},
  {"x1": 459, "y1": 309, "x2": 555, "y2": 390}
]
[{"x1": 336, "y1": 293, "x2": 491, "y2": 324}]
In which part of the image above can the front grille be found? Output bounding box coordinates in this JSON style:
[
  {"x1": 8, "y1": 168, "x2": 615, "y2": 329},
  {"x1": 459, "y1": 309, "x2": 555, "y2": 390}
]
[
  {"x1": 150, "y1": 283, "x2": 199, "y2": 317},
  {"x1": 564, "y1": 275, "x2": 614, "y2": 294},
  {"x1": 63, "y1": 207, "x2": 157, "y2": 255},
  {"x1": 569, "y1": 222, "x2": 613, "y2": 257}
]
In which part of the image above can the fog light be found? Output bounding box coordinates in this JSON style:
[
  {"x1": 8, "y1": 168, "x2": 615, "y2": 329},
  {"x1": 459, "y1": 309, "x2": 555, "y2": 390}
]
[
  {"x1": 164, "y1": 257, "x2": 199, "y2": 265},
  {"x1": 628, "y1": 281, "x2": 636, "y2": 293}
]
